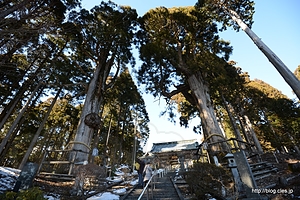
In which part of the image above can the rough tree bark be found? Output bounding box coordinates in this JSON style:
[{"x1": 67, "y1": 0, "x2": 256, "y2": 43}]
[
  {"x1": 71, "y1": 50, "x2": 116, "y2": 162},
  {"x1": 71, "y1": 65, "x2": 104, "y2": 162},
  {"x1": 188, "y1": 72, "x2": 229, "y2": 154}
]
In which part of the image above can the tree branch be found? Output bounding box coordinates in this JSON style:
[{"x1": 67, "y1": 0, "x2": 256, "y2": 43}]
[
  {"x1": 161, "y1": 84, "x2": 188, "y2": 98},
  {"x1": 104, "y1": 57, "x2": 120, "y2": 90},
  {"x1": 173, "y1": 41, "x2": 192, "y2": 76}
]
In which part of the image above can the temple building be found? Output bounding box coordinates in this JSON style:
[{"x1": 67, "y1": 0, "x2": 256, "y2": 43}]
[{"x1": 150, "y1": 139, "x2": 199, "y2": 170}]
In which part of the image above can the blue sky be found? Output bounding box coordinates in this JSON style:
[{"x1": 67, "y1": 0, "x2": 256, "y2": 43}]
[{"x1": 81, "y1": 0, "x2": 300, "y2": 151}]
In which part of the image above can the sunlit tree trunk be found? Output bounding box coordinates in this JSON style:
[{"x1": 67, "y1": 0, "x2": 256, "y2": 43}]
[
  {"x1": 71, "y1": 49, "x2": 117, "y2": 162},
  {"x1": 225, "y1": 8, "x2": 300, "y2": 100},
  {"x1": 188, "y1": 72, "x2": 229, "y2": 154},
  {"x1": 71, "y1": 65, "x2": 105, "y2": 162}
]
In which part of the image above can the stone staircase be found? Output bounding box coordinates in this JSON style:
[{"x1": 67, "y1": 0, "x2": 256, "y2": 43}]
[
  {"x1": 121, "y1": 172, "x2": 183, "y2": 200},
  {"x1": 251, "y1": 162, "x2": 278, "y2": 179},
  {"x1": 249, "y1": 162, "x2": 278, "y2": 187}
]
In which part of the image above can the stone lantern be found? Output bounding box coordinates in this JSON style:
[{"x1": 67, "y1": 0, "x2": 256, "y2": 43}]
[{"x1": 225, "y1": 152, "x2": 263, "y2": 199}]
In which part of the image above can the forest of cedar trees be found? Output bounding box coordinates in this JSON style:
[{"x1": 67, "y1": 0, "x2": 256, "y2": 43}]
[{"x1": 0, "y1": 0, "x2": 300, "y2": 171}]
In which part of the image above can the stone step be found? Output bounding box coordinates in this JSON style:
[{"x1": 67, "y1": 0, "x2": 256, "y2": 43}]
[
  {"x1": 37, "y1": 172, "x2": 75, "y2": 181},
  {"x1": 252, "y1": 168, "x2": 278, "y2": 177},
  {"x1": 121, "y1": 173, "x2": 181, "y2": 200},
  {"x1": 250, "y1": 162, "x2": 273, "y2": 171},
  {"x1": 249, "y1": 162, "x2": 278, "y2": 185}
]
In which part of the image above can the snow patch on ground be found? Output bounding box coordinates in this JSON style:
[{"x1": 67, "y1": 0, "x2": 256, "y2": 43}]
[
  {"x1": 0, "y1": 167, "x2": 19, "y2": 193},
  {"x1": 0, "y1": 166, "x2": 137, "y2": 200}
]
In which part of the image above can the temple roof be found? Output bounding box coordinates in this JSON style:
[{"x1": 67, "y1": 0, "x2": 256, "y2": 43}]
[{"x1": 150, "y1": 139, "x2": 199, "y2": 153}]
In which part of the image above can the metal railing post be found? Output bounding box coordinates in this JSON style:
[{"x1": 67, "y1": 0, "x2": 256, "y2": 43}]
[
  {"x1": 137, "y1": 172, "x2": 156, "y2": 200},
  {"x1": 137, "y1": 167, "x2": 169, "y2": 200}
]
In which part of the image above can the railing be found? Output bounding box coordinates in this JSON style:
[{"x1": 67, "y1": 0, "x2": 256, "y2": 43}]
[
  {"x1": 137, "y1": 173, "x2": 156, "y2": 200},
  {"x1": 137, "y1": 168, "x2": 167, "y2": 200},
  {"x1": 195, "y1": 137, "x2": 258, "y2": 163},
  {"x1": 37, "y1": 149, "x2": 89, "y2": 176}
]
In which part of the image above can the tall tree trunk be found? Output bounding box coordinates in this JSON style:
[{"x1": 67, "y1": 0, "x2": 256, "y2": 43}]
[
  {"x1": 242, "y1": 115, "x2": 263, "y2": 153},
  {"x1": 0, "y1": 80, "x2": 34, "y2": 131},
  {"x1": 287, "y1": 133, "x2": 300, "y2": 155},
  {"x1": 0, "y1": 86, "x2": 42, "y2": 166},
  {"x1": 215, "y1": 112, "x2": 226, "y2": 138},
  {"x1": 119, "y1": 122, "x2": 125, "y2": 165},
  {"x1": 187, "y1": 72, "x2": 229, "y2": 154},
  {"x1": 115, "y1": 105, "x2": 122, "y2": 165},
  {"x1": 0, "y1": 116, "x2": 25, "y2": 165},
  {"x1": 119, "y1": 107, "x2": 129, "y2": 165},
  {"x1": 225, "y1": 8, "x2": 300, "y2": 100},
  {"x1": 71, "y1": 62, "x2": 110, "y2": 162},
  {"x1": 38, "y1": 127, "x2": 56, "y2": 162},
  {"x1": 0, "y1": 56, "x2": 50, "y2": 130},
  {"x1": 90, "y1": 106, "x2": 104, "y2": 163},
  {"x1": 0, "y1": 80, "x2": 43, "y2": 155},
  {"x1": 220, "y1": 93, "x2": 246, "y2": 150},
  {"x1": 19, "y1": 87, "x2": 62, "y2": 170},
  {"x1": 102, "y1": 115, "x2": 113, "y2": 166}
]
